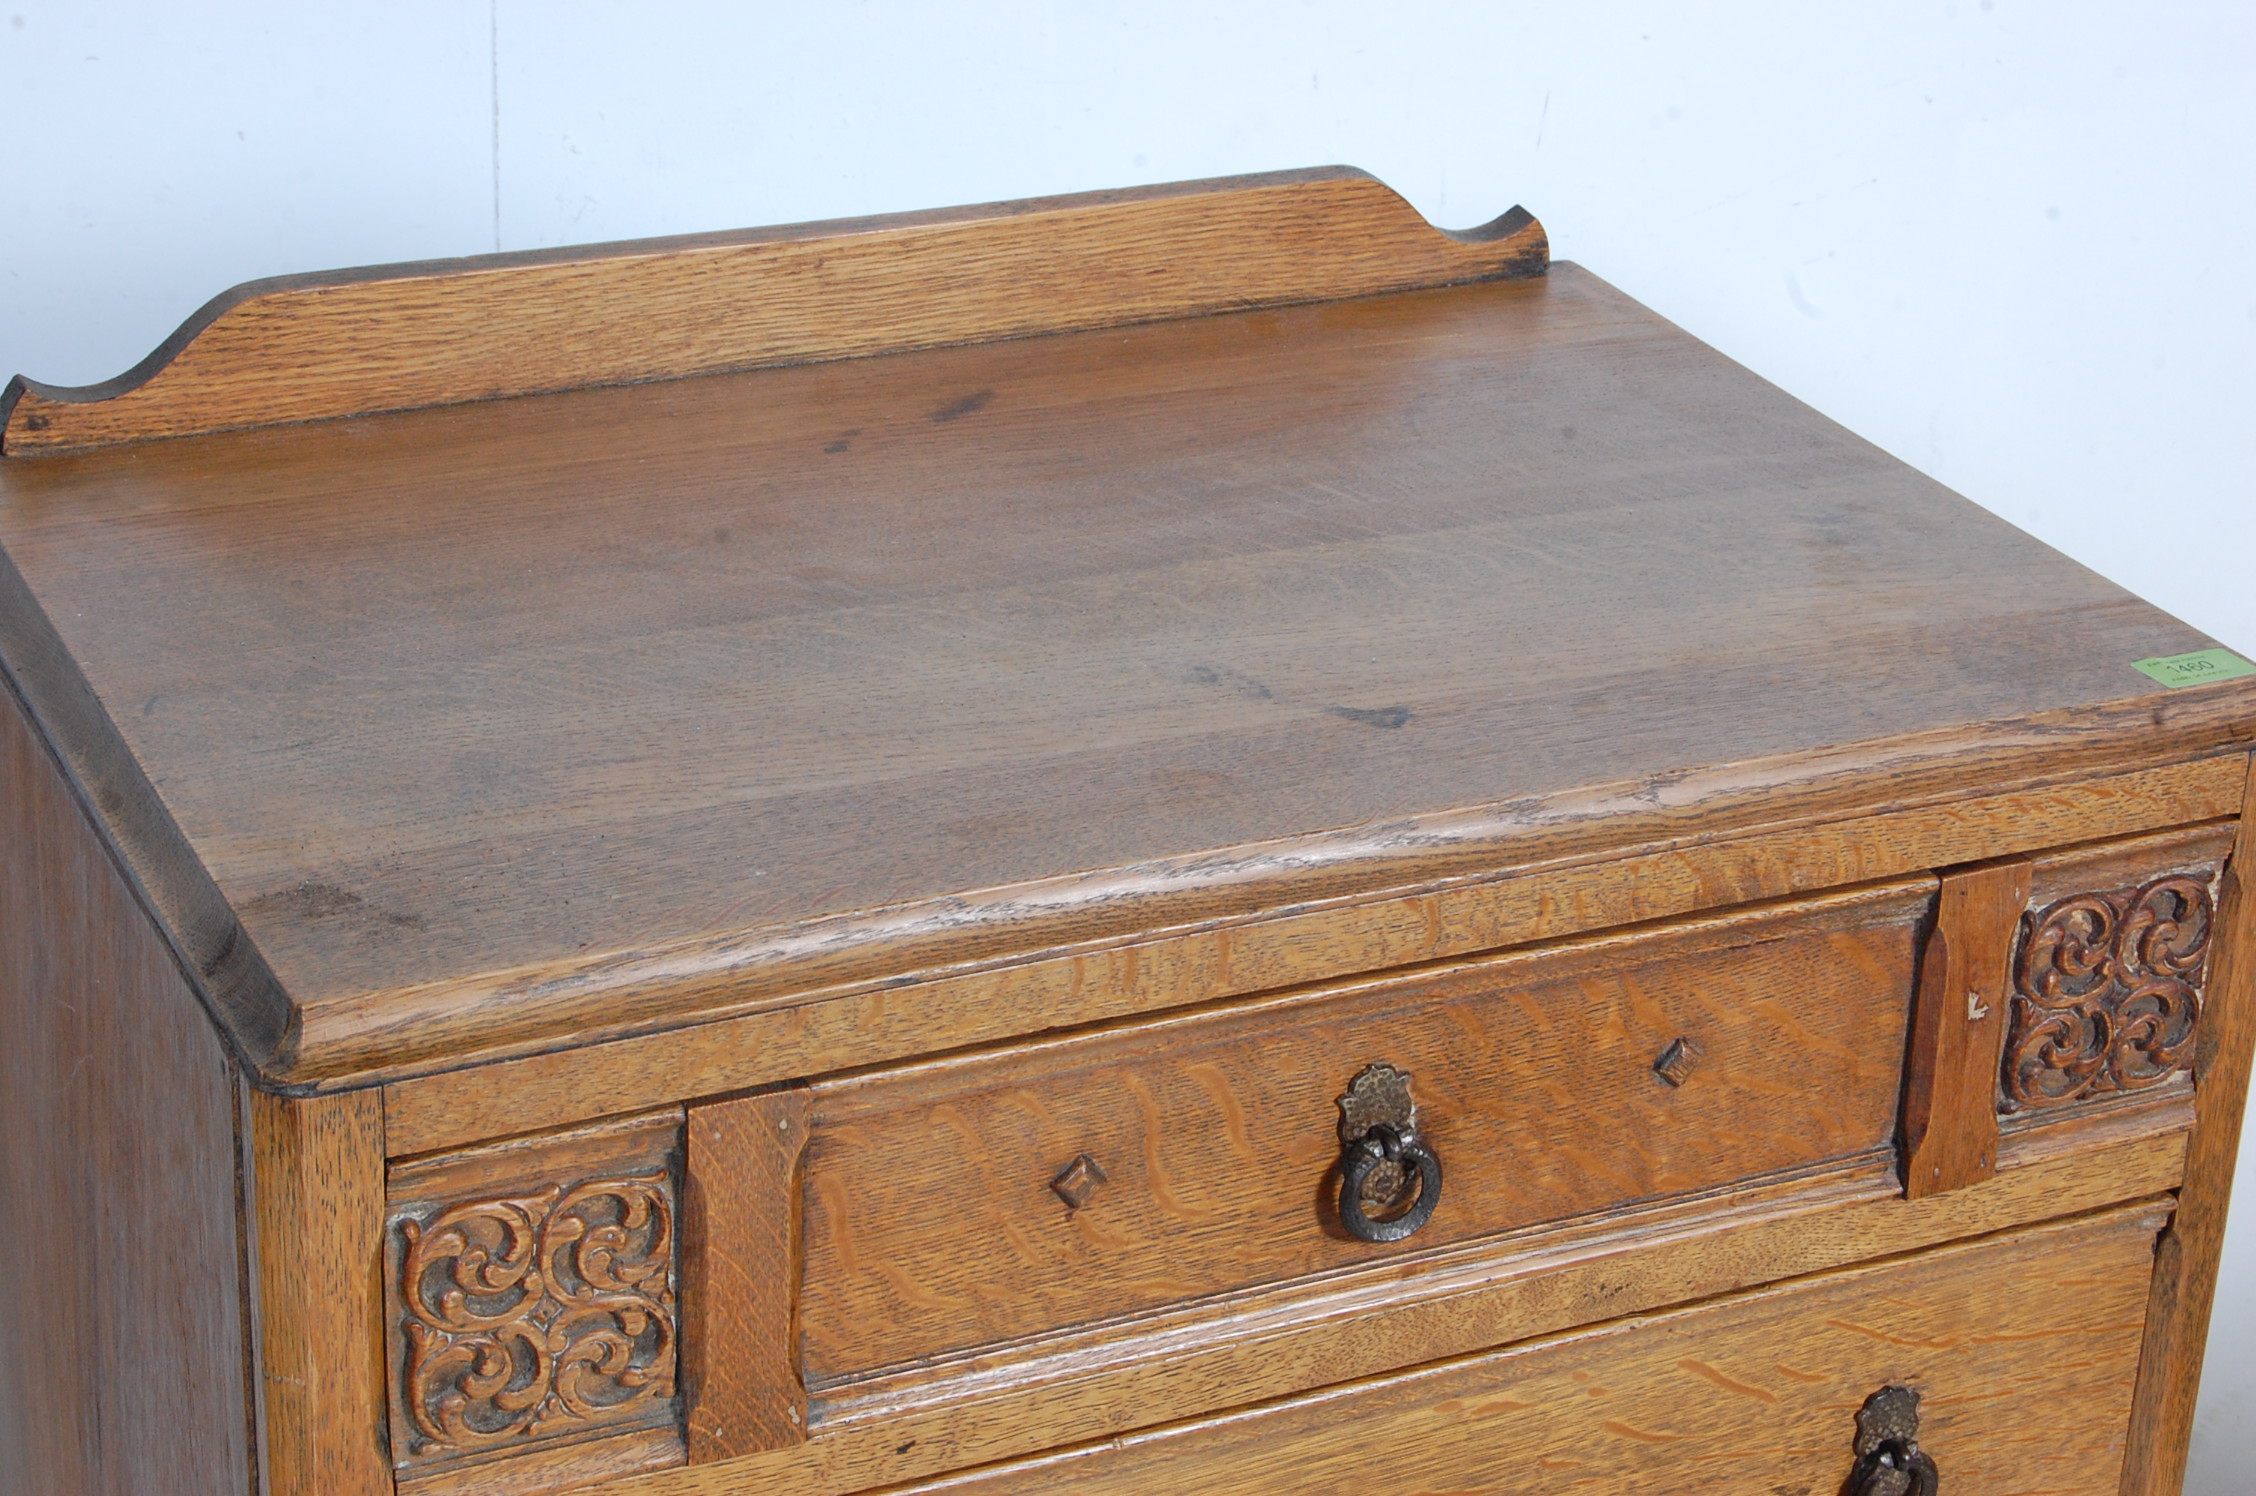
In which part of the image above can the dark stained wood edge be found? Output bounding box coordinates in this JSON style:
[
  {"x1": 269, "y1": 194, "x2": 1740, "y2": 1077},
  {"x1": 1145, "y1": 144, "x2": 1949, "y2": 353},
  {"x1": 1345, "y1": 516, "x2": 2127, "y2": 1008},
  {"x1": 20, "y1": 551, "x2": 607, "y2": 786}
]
[
  {"x1": 1901, "y1": 858, "x2": 2031, "y2": 1198},
  {"x1": 2120, "y1": 754, "x2": 2256, "y2": 1496},
  {"x1": 1, "y1": 167, "x2": 1545, "y2": 454},
  {"x1": 313, "y1": 699, "x2": 2256, "y2": 1091},
  {"x1": 233, "y1": 1070, "x2": 264, "y2": 1487},
  {"x1": 0, "y1": 538, "x2": 296, "y2": 1070},
  {"x1": 249, "y1": 1087, "x2": 391, "y2": 1496},
  {"x1": 684, "y1": 1087, "x2": 813, "y2": 1462}
]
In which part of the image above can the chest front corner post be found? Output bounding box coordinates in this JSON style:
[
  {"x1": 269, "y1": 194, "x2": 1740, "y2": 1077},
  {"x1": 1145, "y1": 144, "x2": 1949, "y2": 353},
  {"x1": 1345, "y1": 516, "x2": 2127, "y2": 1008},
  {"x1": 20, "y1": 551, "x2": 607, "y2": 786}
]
[
  {"x1": 248, "y1": 1085, "x2": 392, "y2": 1496},
  {"x1": 2120, "y1": 751, "x2": 2256, "y2": 1496}
]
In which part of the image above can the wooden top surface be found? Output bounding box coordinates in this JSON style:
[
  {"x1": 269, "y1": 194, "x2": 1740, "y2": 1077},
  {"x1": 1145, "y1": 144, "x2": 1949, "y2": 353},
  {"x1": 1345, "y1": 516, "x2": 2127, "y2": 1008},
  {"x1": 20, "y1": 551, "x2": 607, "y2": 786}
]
[{"x1": 3, "y1": 247, "x2": 2251, "y2": 1085}]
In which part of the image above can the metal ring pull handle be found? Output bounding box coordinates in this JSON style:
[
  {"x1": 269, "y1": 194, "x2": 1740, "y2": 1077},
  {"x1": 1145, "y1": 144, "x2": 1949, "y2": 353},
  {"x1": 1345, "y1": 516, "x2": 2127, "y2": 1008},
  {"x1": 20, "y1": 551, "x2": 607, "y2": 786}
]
[
  {"x1": 1334, "y1": 1064, "x2": 1444, "y2": 1244},
  {"x1": 1851, "y1": 1444, "x2": 1938, "y2": 1496},
  {"x1": 1338, "y1": 1123, "x2": 1443, "y2": 1242},
  {"x1": 1850, "y1": 1385, "x2": 1939, "y2": 1496}
]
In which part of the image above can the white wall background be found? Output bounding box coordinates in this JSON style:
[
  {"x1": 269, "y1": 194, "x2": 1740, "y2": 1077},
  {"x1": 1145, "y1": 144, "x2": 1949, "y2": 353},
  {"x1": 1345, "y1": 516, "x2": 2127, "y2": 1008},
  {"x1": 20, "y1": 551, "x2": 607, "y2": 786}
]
[{"x1": 4, "y1": 1, "x2": 2252, "y2": 1483}]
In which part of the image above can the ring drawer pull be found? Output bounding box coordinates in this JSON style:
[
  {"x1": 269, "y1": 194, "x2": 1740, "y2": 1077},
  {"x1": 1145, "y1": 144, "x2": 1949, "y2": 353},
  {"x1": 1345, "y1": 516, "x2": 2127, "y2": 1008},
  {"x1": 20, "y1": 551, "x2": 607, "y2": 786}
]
[
  {"x1": 1850, "y1": 1384, "x2": 1939, "y2": 1496},
  {"x1": 1335, "y1": 1063, "x2": 1443, "y2": 1243}
]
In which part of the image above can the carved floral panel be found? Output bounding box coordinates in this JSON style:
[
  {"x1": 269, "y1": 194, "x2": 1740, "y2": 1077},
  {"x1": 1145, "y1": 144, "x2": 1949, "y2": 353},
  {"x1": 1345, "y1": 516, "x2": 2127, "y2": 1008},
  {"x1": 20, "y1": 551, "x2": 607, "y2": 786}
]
[
  {"x1": 2004, "y1": 872, "x2": 2217, "y2": 1111},
  {"x1": 384, "y1": 1111, "x2": 682, "y2": 1473}
]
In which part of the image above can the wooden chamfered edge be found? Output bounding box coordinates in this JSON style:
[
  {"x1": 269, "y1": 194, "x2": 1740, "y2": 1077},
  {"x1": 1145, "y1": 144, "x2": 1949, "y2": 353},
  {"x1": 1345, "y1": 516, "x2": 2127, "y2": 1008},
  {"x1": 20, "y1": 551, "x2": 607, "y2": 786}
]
[
  {"x1": 0, "y1": 505, "x2": 296, "y2": 1072},
  {"x1": 0, "y1": 167, "x2": 1545, "y2": 455},
  {"x1": 123, "y1": 705, "x2": 2256, "y2": 1101},
  {"x1": 327, "y1": 708, "x2": 2256, "y2": 1094},
  {"x1": 375, "y1": 743, "x2": 2256, "y2": 1159}
]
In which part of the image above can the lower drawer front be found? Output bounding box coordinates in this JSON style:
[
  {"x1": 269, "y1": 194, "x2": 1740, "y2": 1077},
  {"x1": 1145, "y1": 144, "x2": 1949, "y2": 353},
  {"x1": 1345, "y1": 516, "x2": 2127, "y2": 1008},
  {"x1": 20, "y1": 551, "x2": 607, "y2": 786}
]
[{"x1": 897, "y1": 1200, "x2": 2166, "y2": 1496}]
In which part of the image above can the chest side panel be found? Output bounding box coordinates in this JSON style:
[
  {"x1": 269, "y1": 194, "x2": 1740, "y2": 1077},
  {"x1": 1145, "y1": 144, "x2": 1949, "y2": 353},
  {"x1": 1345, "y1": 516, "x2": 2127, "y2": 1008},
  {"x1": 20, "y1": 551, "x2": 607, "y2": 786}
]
[{"x1": 0, "y1": 671, "x2": 250, "y2": 1496}]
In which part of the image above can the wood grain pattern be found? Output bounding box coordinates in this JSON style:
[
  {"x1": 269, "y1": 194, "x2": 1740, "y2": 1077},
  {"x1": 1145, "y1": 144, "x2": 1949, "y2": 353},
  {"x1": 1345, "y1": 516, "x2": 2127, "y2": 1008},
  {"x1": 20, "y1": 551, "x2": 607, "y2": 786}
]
[
  {"x1": 2, "y1": 164, "x2": 2248, "y2": 1496},
  {"x1": 779, "y1": 1204, "x2": 2168, "y2": 1496},
  {"x1": 2026, "y1": 821, "x2": 2239, "y2": 911},
  {"x1": 795, "y1": 882, "x2": 1927, "y2": 1383},
  {"x1": 683, "y1": 1087, "x2": 812, "y2": 1462},
  {"x1": 0, "y1": 670, "x2": 252, "y2": 1496},
  {"x1": 251, "y1": 1087, "x2": 390, "y2": 1496},
  {"x1": 0, "y1": 535, "x2": 293, "y2": 1070},
  {"x1": 231, "y1": 726, "x2": 2256, "y2": 1092},
  {"x1": 1900, "y1": 858, "x2": 2029, "y2": 1198},
  {"x1": 0, "y1": 168, "x2": 1544, "y2": 454},
  {"x1": 395, "y1": 1425, "x2": 682, "y2": 1496},
  {"x1": 603, "y1": 1093, "x2": 2192, "y2": 1496},
  {"x1": 383, "y1": 1109, "x2": 684, "y2": 1484},
  {"x1": 2120, "y1": 759, "x2": 2256, "y2": 1496},
  {"x1": 380, "y1": 757, "x2": 2247, "y2": 1157},
  {"x1": 386, "y1": 1105, "x2": 681, "y2": 1202},
  {"x1": 5, "y1": 250, "x2": 2254, "y2": 1090}
]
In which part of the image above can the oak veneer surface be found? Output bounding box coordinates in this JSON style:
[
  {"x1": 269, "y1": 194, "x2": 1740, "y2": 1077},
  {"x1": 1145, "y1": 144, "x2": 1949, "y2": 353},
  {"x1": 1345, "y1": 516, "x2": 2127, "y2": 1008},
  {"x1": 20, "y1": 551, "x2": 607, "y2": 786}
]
[
  {"x1": 684, "y1": 1088, "x2": 812, "y2": 1462},
  {"x1": 1899, "y1": 857, "x2": 2029, "y2": 1198},
  {"x1": 252, "y1": 1088, "x2": 389, "y2": 1496},
  {"x1": 798, "y1": 881, "x2": 1923, "y2": 1382},
  {"x1": 0, "y1": 673, "x2": 250, "y2": 1494},
  {"x1": 2, "y1": 259, "x2": 2251, "y2": 1082}
]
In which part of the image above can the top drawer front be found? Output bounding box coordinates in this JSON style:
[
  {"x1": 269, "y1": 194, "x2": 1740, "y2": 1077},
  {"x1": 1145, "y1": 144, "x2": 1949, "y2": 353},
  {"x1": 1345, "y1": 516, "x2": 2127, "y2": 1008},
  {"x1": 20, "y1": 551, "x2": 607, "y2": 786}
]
[{"x1": 797, "y1": 879, "x2": 1927, "y2": 1384}]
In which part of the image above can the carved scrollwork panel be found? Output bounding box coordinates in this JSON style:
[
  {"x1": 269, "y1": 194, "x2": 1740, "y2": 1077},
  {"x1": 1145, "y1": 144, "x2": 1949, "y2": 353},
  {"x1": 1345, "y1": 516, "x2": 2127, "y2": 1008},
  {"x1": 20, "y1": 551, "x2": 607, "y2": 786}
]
[
  {"x1": 385, "y1": 1113, "x2": 682, "y2": 1473},
  {"x1": 2005, "y1": 873, "x2": 2216, "y2": 1111}
]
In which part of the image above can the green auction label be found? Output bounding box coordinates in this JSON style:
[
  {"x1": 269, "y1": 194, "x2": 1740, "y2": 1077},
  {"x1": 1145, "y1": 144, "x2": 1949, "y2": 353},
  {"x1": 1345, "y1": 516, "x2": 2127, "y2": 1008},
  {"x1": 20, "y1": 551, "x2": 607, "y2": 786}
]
[{"x1": 2132, "y1": 648, "x2": 2256, "y2": 689}]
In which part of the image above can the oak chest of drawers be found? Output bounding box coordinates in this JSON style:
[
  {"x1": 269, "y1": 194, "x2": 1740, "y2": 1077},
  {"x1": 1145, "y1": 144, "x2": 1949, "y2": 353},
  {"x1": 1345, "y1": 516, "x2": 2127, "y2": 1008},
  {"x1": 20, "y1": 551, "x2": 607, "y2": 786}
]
[{"x1": 4, "y1": 168, "x2": 2253, "y2": 1496}]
